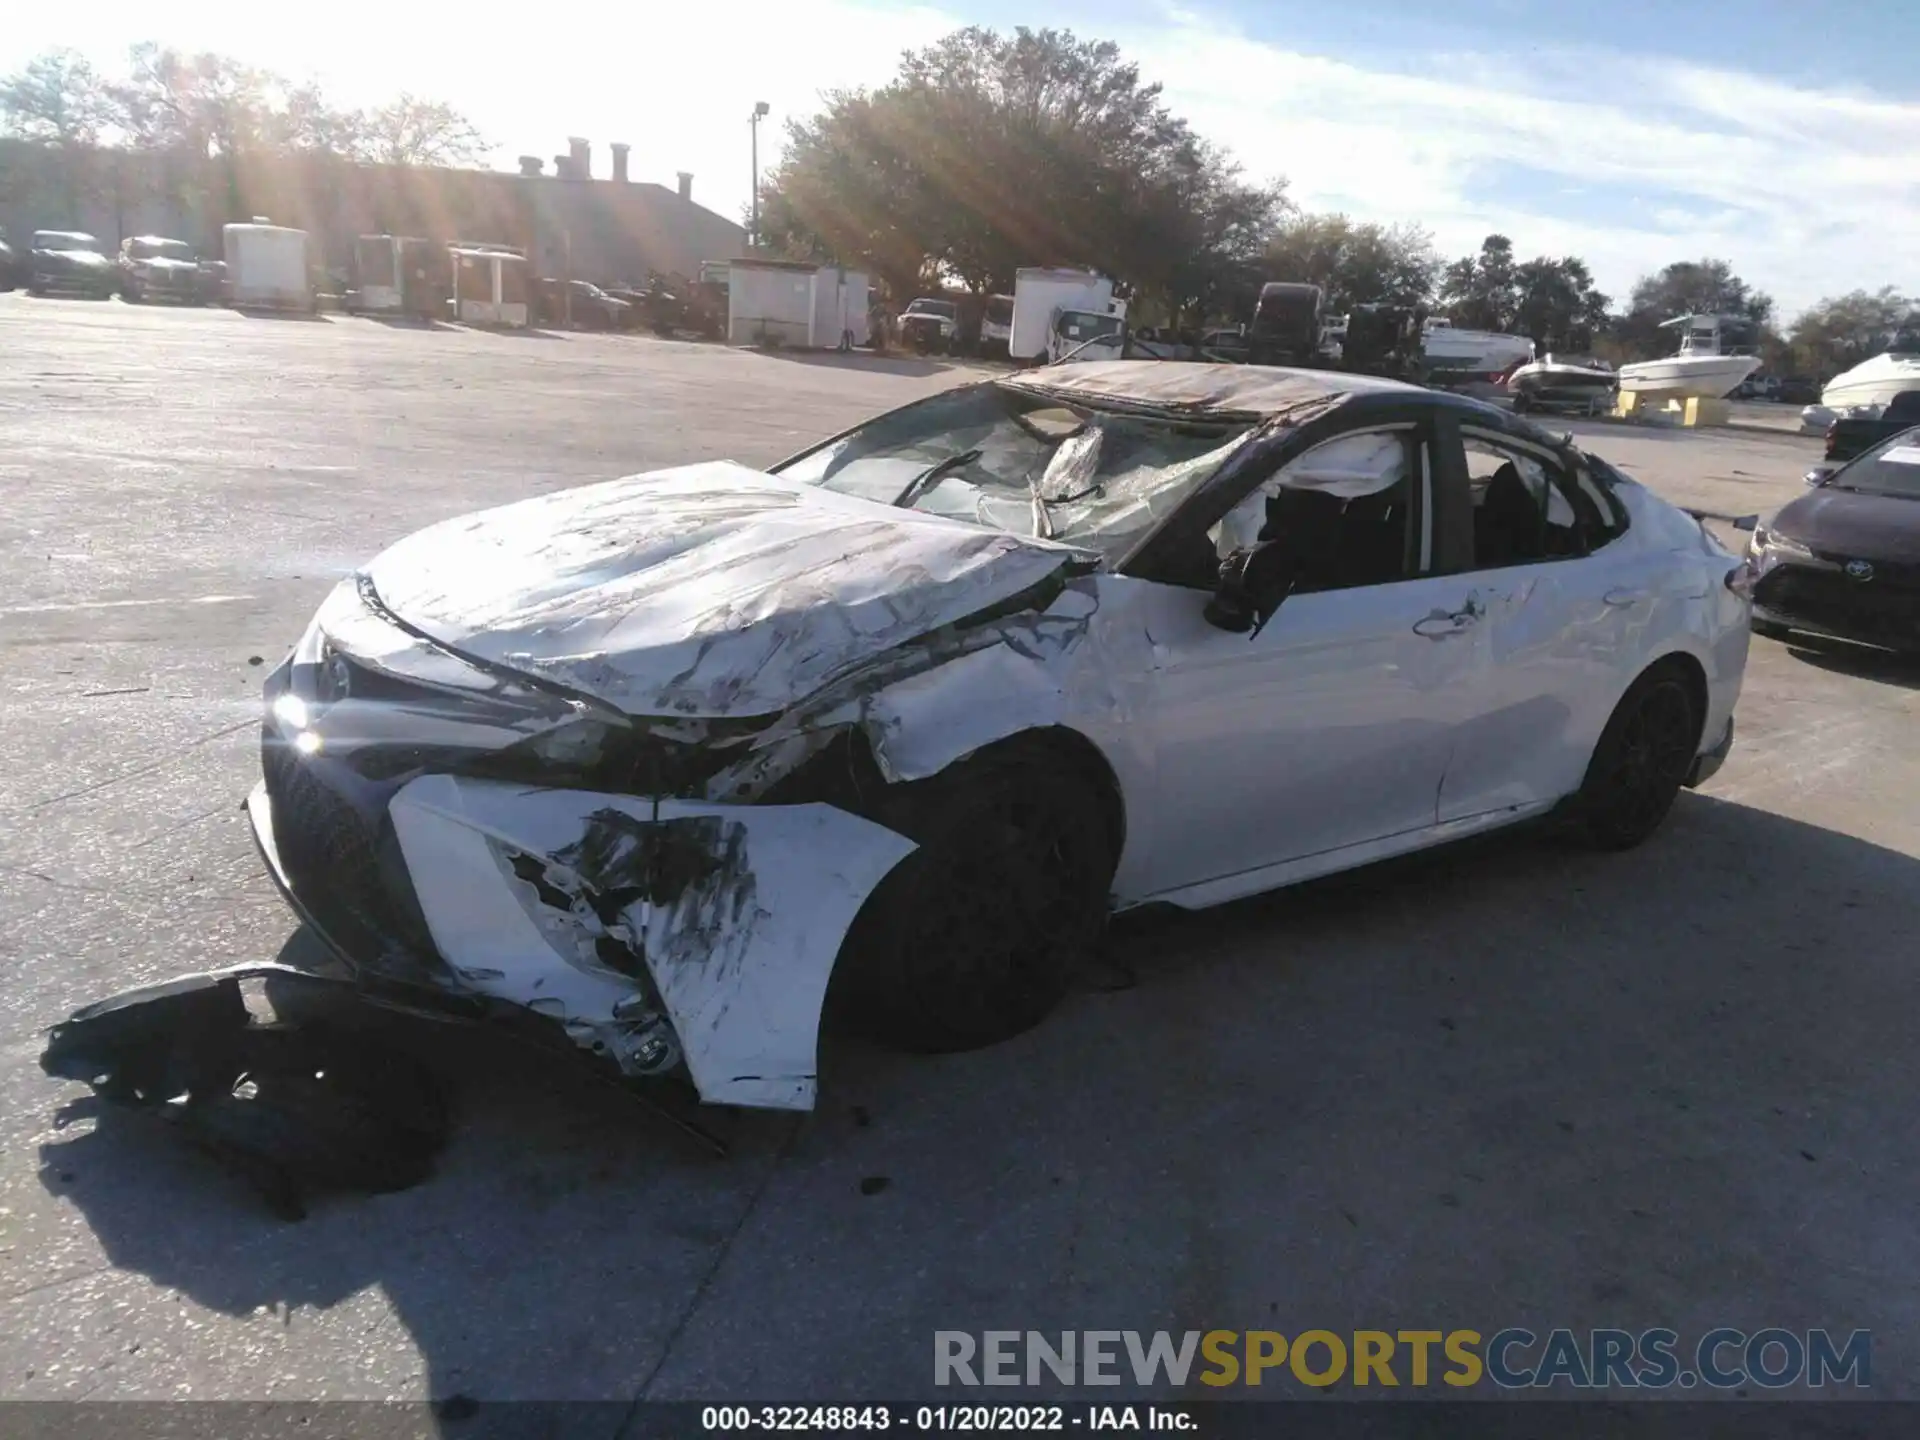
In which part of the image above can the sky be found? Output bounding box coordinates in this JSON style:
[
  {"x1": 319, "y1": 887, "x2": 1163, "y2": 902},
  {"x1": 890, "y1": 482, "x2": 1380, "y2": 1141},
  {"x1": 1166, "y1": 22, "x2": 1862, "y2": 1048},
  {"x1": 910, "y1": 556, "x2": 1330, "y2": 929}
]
[{"x1": 7, "y1": 0, "x2": 1916, "y2": 318}]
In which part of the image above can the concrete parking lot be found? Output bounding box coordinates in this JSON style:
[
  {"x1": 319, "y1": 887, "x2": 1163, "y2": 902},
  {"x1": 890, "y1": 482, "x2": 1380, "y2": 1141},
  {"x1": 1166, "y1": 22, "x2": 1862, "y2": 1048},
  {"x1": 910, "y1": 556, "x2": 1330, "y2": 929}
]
[{"x1": 2, "y1": 298, "x2": 1916, "y2": 1408}]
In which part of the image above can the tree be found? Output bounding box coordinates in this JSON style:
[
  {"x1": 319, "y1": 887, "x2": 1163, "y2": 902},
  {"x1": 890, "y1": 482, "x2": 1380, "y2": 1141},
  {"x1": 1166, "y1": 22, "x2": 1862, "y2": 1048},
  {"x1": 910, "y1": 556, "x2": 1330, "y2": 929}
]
[
  {"x1": 0, "y1": 48, "x2": 113, "y2": 146},
  {"x1": 1510, "y1": 256, "x2": 1610, "y2": 353},
  {"x1": 1261, "y1": 213, "x2": 1439, "y2": 313},
  {"x1": 758, "y1": 26, "x2": 1281, "y2": 322},
  {"x1": 1, "y1": 44, "x2": 485, "y2": 169},
  {"x1": 1437, "y1": 234, "x2": 1518, "y2": 331},
  {"x1": 109, "y1": 44, "x2": 276, "y2": 158},
  {"x1": 355, "y1": 95, "x2": 486, "y2": 167},
  {"x1": 1786, "y1": 287, "x2": 1913, "y2": 380},
  {"x1": 1613, "y1": 258, "x2": 1774, "y2": 360},
  {"x1": 1130, "y1": 145, "x2": 1290, "y2": 326},
  {"x1": 267, "y1": 81, "x2": 367, "y2": 156}
]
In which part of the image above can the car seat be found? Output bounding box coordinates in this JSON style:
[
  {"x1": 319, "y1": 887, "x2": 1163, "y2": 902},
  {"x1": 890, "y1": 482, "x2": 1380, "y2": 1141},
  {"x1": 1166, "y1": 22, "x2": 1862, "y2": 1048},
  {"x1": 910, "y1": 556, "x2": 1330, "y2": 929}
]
[{"x1": 1476, "y1": 461, "x2": 1542, "y2": 567}]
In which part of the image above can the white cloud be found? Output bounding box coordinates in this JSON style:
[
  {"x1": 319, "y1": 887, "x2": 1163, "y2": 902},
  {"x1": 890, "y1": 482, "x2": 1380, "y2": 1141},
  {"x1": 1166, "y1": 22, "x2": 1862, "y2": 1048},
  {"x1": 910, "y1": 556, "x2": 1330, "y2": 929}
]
[
  {"x1": 1121, "y1": 9, "x2": 1918, "y2": 315},
  {"x1": 5, "y1": 0, "x2": 1911, "y2": 315}
]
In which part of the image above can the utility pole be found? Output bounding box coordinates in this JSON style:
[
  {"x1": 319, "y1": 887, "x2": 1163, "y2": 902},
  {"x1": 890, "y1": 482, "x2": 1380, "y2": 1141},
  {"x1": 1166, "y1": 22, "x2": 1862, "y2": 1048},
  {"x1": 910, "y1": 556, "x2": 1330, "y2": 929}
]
[{"x1": 749, "y1": 101, "x2": 770, "y2": 251}]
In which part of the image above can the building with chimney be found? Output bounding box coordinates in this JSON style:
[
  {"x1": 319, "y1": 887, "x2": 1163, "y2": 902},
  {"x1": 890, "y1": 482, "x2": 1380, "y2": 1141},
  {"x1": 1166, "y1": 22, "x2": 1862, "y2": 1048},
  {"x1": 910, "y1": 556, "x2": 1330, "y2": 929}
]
[{"x1": 0, "y1": 136, "x2": 747, "y2": 287}]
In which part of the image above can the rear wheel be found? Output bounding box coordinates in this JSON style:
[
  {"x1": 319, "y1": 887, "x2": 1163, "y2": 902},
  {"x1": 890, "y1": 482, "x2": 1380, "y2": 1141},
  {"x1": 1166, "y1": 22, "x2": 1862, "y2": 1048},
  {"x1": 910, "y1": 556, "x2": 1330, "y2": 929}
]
[
  {"x1": 833, "y1": 740, "x2": 1118, "y2": 1054},
  {"x1": 1573, "y1": 667, "x2": 1699, "y2": 850}
]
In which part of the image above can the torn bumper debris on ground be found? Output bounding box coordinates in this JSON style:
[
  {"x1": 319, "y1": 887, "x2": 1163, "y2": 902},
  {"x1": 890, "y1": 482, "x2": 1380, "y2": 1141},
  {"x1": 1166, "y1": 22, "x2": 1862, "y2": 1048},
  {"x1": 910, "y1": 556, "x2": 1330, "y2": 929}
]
[{"x1": 40, "y1": 965, "x2": 449, "y2": 1218}]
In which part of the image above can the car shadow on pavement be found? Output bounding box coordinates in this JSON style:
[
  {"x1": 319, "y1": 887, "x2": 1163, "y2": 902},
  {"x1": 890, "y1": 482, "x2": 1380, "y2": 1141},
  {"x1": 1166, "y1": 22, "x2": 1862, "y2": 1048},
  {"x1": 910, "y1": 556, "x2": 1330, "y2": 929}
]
[
  {"x1": 463, "y1": 326, "x2": 569, "y2": 340},
  {"x1": 1778, "y1": 634, "x2": 1920, "y2": 692},
  {"x1": 35, "y1": 790, "x2": 1920, "y2": 1411},
  {"x1": 360, "y1": 315, "x2": 458, "y2": 332},
  {"x1": 746, "y1": 349, "x2": 967, "y2": 379},
  {"x1": 233, "y1": 309, "x2": 332, "y2": 323}
]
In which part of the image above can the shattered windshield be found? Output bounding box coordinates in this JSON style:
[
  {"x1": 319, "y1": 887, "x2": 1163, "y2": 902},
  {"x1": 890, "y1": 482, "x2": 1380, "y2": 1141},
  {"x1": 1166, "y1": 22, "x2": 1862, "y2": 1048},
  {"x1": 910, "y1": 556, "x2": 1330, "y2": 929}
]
[{"x1": 771, "y1": 382, "x2": 1254, "y2": 558}]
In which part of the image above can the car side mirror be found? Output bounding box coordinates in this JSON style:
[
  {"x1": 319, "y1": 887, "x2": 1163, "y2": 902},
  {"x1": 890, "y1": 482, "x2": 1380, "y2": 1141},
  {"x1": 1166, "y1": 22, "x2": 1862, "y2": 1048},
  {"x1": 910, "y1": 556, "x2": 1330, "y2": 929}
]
[
  {"x1": 1804, "y1": 467, "x2": 1832, "y2": 487},
  {"x1": 1203, "y1": 541, "x2": 1297, "y2": 637}
]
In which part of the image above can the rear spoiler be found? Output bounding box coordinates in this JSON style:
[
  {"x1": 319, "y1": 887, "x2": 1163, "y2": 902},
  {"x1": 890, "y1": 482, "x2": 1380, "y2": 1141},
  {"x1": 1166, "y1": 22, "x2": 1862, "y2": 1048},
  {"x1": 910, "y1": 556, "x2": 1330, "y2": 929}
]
[{"x1": 1681, "y1": 507, "x2": 1758, "y2": 532}]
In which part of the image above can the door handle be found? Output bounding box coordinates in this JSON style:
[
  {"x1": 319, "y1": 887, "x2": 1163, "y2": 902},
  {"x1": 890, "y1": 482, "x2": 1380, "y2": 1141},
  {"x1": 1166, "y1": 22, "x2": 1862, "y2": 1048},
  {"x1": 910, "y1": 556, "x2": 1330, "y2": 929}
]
[
  {"x1": 1413, "y1": 610, "x2": 1469, "y2": 639},
  {"x1": 1604, "y1": 587, "x2": 1651, "y2": 607}
]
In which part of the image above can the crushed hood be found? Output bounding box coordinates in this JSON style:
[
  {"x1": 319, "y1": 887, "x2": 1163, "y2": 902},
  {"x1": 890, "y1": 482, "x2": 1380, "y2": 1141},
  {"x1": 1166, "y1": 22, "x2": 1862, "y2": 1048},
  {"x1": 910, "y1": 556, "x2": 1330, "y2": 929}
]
[{"x1": 363, "y1": 461, "x2": 1085, "y2": 718}]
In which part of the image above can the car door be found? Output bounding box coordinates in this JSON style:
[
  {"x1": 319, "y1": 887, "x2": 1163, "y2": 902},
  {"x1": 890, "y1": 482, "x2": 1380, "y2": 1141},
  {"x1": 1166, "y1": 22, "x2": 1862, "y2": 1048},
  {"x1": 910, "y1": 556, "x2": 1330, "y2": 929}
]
[
  {"x1": 1132, "y1": 421, "x2": 1504, "y2": 897},
  {"x1": 1428, "y1": 415, "x2": 1647, "y2": 821}
]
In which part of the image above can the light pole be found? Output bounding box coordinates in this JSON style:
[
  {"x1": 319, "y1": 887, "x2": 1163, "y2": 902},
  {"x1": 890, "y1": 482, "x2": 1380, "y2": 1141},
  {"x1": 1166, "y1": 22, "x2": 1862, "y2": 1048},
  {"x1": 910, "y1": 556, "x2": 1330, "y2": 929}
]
[{"x1": 749, "y1": 101, "x2": 770, "y2": 251}]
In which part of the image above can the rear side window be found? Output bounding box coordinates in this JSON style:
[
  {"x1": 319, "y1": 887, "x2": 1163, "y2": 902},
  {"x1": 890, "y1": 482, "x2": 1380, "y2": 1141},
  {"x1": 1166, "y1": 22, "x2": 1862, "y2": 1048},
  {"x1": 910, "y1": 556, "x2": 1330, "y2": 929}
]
[
  {"x1": 1459, "y1": 431, "x2": 1628, "y2": 568},
  {"x1": 1572, "y1": 455, "x2": 1631, "y2": 546}
]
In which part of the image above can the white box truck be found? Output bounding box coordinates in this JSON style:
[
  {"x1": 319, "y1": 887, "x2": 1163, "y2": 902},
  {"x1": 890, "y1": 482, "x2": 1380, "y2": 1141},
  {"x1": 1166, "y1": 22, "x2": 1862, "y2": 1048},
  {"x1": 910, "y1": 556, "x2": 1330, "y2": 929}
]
[
  {"x1": 1010, "y1": 267, "x2": 1115, "y2": 362},
  {"x1": 223, "y1": 221, "x2": 312, "y2": 310}
]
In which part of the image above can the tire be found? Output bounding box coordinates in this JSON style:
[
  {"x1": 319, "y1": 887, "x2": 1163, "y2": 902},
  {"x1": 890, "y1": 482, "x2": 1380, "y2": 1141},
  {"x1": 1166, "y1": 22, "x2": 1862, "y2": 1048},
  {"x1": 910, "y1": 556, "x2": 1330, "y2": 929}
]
[
  {"x1": 833, "y1": 739, "x2": 1119, "y2": 1054},
  {"x1": 1573, "y1": 666, "x2": 1700, "y2": 850},
  {"x1": 1752, "y1": 618, "x2": 1791, "y2": 642}
]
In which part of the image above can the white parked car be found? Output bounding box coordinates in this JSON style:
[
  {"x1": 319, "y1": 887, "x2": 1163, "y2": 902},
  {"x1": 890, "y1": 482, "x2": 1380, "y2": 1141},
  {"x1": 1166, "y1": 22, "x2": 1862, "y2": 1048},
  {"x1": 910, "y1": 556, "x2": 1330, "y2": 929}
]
[{"x1": 226, "y1": 365, "x2": 1753, "y2": 1114}]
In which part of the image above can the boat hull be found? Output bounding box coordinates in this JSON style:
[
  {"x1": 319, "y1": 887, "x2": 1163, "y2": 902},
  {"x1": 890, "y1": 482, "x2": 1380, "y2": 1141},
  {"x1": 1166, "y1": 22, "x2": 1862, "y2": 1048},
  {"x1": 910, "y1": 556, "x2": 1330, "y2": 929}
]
[
  {"x1": 1617, "y1": 355, "x2": 1760, "y2": 400},
  {"x1": 1423, "y1": 328, "x2": 1535, "y2": 385},
  {"x1": 1511, "y1": 363, "x2": 1615, "y2": 398},
  {"x1": 1820, "y1": 355, "x2": 1920, "y2": 411}
]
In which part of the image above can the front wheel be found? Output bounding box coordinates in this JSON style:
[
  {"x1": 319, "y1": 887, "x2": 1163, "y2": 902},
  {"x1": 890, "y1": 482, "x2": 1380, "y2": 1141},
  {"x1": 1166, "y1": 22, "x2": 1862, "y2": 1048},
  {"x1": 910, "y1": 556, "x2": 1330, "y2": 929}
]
[
  {"x1": 1573, "y1": 668, "x2": 1699, "y2": 850},
  {"x1": 832, "y1": 741, "x2": 1118, "y2": 1054}
]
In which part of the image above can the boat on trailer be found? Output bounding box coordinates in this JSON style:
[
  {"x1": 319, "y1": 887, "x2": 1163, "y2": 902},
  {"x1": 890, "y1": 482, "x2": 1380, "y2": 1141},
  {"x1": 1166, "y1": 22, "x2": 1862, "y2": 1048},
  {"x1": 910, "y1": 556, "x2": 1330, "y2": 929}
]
[
  {"x1": 1509, "y1": 354, "x2": 1617, "y2": 413},
  {"x1": 1617, "y1": 314, "x2": 1762, "y2": 401}
]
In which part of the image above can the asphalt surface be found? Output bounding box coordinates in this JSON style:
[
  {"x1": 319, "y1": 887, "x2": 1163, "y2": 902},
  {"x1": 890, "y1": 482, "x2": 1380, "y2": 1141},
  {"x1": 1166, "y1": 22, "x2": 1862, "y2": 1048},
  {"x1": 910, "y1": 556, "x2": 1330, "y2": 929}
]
[{"x1": 2, "y1": 298, "x2": 1916, "y2": 1411}]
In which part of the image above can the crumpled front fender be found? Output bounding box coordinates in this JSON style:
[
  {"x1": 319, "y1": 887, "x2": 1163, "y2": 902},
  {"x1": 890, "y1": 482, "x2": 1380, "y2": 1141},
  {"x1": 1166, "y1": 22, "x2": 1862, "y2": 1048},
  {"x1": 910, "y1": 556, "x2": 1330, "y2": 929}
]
[{"x1": 388, "y1": 776, "x2": 917, "y2": 1110}]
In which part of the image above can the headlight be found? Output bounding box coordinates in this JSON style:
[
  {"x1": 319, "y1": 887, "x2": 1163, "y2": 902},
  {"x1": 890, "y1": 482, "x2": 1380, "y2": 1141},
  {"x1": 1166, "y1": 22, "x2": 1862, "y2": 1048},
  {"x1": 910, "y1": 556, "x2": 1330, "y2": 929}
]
[{"x1": 1753, "y1": 526, "x2": 1812, "y2": 559}]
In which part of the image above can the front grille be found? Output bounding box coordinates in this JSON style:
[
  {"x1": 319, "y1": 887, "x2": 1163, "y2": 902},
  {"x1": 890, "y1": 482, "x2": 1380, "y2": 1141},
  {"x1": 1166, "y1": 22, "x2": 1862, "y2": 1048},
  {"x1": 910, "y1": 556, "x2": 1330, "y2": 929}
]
[
  {"x1": 1810, "y1": 552, "x2": 1920, "y2": 589},
  {"x1": 261, "y1": 738, "x2": 432, "y2": 952},
  {"x1": 1755, "y1": 564, "x2": 1920, "y2": 642}
]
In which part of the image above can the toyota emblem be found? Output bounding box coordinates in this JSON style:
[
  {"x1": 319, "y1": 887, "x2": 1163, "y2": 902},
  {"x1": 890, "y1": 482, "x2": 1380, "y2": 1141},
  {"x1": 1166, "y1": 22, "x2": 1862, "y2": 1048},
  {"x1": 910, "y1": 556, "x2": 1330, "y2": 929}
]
[{"x1": 1844, "y1": 559, "x2": 1875, "y2": 582}]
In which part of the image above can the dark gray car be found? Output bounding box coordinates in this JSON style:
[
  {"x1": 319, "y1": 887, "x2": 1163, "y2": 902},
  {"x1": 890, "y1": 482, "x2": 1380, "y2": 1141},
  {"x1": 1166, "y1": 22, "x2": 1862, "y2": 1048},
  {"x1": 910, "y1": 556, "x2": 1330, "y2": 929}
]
[{"x1": 27, "y1": 231, "x2": 119, "y2": 298}]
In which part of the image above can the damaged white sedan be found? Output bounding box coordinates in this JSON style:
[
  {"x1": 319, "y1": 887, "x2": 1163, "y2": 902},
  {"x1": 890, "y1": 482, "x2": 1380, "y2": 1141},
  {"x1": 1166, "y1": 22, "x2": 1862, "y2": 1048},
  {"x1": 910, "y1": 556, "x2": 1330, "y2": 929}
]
[{"x1": 220, "y1": 363, "x2": 1753, "y2": 1114}]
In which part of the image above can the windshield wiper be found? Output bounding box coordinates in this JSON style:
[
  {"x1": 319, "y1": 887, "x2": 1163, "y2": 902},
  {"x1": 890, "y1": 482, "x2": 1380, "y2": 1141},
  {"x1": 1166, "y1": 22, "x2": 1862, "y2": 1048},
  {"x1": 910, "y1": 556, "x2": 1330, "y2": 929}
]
[{"x1": 891, "y1": 448, "x2": 982, "y2": 509}]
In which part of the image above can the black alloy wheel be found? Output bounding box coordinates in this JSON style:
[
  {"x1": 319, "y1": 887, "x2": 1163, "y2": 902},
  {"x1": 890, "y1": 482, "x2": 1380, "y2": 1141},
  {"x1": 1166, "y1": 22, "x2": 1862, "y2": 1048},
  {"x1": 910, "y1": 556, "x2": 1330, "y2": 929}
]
[
  {"x1": 833, "y1": 740, "x2": 1117, "y2": 1054},
  {"x1": 1577, "y1": 669, "x2": 1699, "y2": 849}
]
